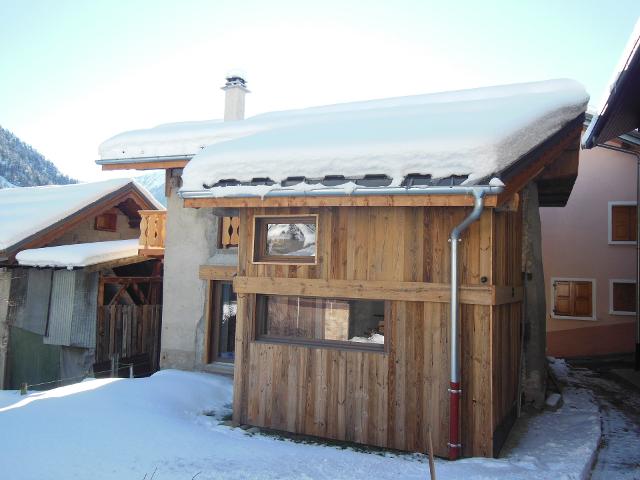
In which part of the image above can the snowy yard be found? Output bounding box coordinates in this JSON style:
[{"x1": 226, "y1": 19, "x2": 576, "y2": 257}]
[{"x1": 0, "y1": 361, "x2": 602, "y2": 480}]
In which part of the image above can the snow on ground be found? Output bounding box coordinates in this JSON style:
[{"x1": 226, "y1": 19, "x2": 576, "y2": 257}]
[
  {"x1": 558, "y1": 360, "x2": 640, "y2": 479},
  {"x1": 0, "y1": 366, "x2": 601, "y2": 480},
  {"x1": 16, "y1": 239, "x2": 140, "y2": 269}
]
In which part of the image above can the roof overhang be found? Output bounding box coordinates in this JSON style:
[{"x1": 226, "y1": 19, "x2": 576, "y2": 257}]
[
  {"x1": 583, "y1": 28, "x2": 640, "y2": 148},
  {"x1": 96, "y1": 155, "x2": 192, "y2": 171}
]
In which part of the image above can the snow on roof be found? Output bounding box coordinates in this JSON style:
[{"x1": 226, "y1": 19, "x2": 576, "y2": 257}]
[
  {"x1": 172, "y1": 79, "x2": 587, "y2": 196},
  {"x1": 583, "y1": 18, "x2": 640, "y2": 148},
  {"x1": 99, "y1": 119, "x2": 225, "y2": 160},
  {"x1": 594, "y1": 17, "x2": 640, "y2": 116},
  {"x1": 16, "y1": 239, "x2": 140, "y2": 269},
  {"x1": 0, "y1": 179, "x2": 161, "y2": 252}
]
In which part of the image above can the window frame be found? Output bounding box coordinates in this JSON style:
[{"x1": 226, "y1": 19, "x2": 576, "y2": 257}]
[
  {"x1": 608, "y1": 201, "x2": 637, "y2": 245},
  {"x1": 252, "y1": 214, "x2": 319, "y2": 265},
  {"x1": 609, "y1": 278, "x2": 636, "y2": 316},
  {"x1": 207, "y1": 280, "x2": 237, "y2": 364},
  {"x1": 94, "y1": 212, "x2": 118, "y2": 232},
  {"x1": 550, "y1": 277, "x2": 596, "y2": 321},
  {"x1": 254, "y1": 294, "x2": 387, "y2": 353}
]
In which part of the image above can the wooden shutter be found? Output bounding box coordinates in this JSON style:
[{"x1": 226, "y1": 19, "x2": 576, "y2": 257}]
[
  {"x1": 612, "y1": 282, "x2": 636, "y2": 313},
  {"x1": 553, "y1": 281, "x2": 572, "y2": 316},
  {"x1": 611, "y1": 205, "x2": 637, "y2": 242},
  {"x1": 554, "y1": 280, "x2": 593, "y2": 317}
]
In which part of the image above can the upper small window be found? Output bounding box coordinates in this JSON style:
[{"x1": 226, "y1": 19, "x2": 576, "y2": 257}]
[
  {"x1": 95, "y1": 212, "x2": 118, "y2": 232},
  {"x1": 253, "y1": 215, "x2": 317, "y2": 264},
  {"x1": 609, "y1": 202, "x2": 637, "y2": 244}
]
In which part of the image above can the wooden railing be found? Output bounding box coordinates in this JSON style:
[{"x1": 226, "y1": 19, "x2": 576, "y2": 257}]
[
  {"x1": 139, "y1": 210, "x2": 166, "y2": 256},
  {"x1": 220, "y1": 216, "x2": 240, "y2": 248}
]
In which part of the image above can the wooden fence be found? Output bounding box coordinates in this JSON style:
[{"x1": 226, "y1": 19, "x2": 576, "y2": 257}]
[{"x1": 96, "y1": 305, "x2": 162, "y2": 374}]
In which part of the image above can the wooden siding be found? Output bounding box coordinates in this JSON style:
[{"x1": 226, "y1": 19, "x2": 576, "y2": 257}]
[{"x1": 233, "y1": 205, "x2": 522, "y2": 457}]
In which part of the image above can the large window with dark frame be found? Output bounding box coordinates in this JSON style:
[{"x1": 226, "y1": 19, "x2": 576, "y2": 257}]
[
  {"x1": 253, "y1": 215, "x2": 317, "y2": 264},
  {"x1": 208, "y1": 281, "x2": 237, "y2": 363},
  {"x1": 255, "y1": 294, "x2": 385, "y2": 350}
]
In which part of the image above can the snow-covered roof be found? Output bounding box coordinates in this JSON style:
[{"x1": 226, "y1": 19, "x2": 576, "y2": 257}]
[
  {"x1": 16, "y1": 239, "x2": 140, "y2": 269},
  {"x1": 176, "y1": 79, "x2": 587, "y2": 196},
  {"x1": 99, "y1": 119, "x2": 224, "y2": 160},
  {"x1": 583, "y1": 18, "x2": 640, "y2": 148},
  {"x1": 98, "y1": 79, "x2": 588, "y2": 198},
  {"x1": 0, "y1": 179, "x2": 162, "y2": 253}
]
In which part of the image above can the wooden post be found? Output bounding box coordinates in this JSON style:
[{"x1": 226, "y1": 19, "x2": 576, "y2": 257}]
[
  {"x1": 521, "y1": 182, "x2": 547, "y2": 408},
  {"x1": 20, "y1": 382, "x2": 28, "y2": 396},
  {"x1": 427, "y1": 425, "x2": 436, "y2": 480}
]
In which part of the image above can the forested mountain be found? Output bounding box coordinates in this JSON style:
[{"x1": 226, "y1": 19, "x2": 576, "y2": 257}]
[{"x1": 0, "y1": 125, "x2": 76, "y2": 187}]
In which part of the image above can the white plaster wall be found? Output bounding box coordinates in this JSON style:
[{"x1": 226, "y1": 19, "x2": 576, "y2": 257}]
[{"x1": 160, "y1": 174, "x2": 237, "y2": 371}]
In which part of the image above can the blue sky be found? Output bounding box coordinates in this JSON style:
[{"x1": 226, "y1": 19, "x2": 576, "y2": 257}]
[{"x1": 0, "y1": 0, "x2": 638, "y2": 181}]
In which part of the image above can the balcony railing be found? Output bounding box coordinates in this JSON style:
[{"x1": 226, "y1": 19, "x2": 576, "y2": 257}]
[
  {"x1": 138, "y1": 210, "x2": 166, "y2": 256},
  {"x1": 220, "y1": 216, "x2": 240, "y2": 248}
]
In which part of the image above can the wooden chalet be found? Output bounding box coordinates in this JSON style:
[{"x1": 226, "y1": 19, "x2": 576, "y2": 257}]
[
  {"x1": 97, "y1": 78, "x2": 588, "y2": 458},
  {"x1": 0, "y1": 179, "x2": 164, "y2": 389}
]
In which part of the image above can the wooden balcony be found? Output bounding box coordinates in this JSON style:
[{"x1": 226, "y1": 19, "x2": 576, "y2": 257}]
[{"x1": 138, "y1": 210, "x2": 166, "y2": 257}]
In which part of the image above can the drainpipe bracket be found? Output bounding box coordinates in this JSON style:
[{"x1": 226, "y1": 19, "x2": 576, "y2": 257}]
[
  {"x1": 448, "y1": 388, "x2": 462, "y2": 394},
  {"x1": 447, "y1": 443, "x2": 462, "y2": 449}
]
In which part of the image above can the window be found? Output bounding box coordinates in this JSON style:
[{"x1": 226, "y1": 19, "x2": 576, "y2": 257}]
[
  {"x1": 219, "y1": 216, "x2": 240, "y2": 248},
  {"x1": 208, "y1": 281, "x2": 237, "y2": 363},
  {"x1": 253, "y1": 215, "x2": 317, "y2": 264},
  {"x1": 552, "y1": 278, "x2": 595, "y2": 320},
  {"x1": 95, "y1": 212, "x2": 118, "y2": 232},
  {"x1": 609, "y1": 202, "x2": 637, "y2": 244},
  {"x1": 610, "y1": 280, "x2": 636, "y2": 315},
  {"x1": 256, "y1": 295, "x2": 385, "y2": 350}
]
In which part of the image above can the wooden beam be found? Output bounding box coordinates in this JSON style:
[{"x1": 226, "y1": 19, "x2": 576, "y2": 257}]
[
  {"x1": 497, "y1": 119, "x2": 583, "y2": 205},
  {"x1": 101, "y1": 160, "x2": 189, "y2": 171},
  {"x1": 199, "y1": 265, "x2": 238, "y2": 280},
  {"x1": 233, "y1": 276, "x2": 522, "y2": 306},
  {"x1": 85, "y1": 255, "x2": 149, "y2": 272},
  {"x1": 100, "y1": 276, "x2": 163, "y2": 284},
  {"x1": 185, "y1": 194, "x2": 499, "y2": 209}
]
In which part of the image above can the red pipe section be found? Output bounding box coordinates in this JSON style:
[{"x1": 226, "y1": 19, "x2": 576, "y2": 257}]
[{"x1": 448, "y1": 381, "x2": 461, "y2": 460}]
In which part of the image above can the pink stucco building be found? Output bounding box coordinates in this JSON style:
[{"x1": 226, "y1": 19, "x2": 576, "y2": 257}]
[{"x1": 542, "y1": 138, "x2": 638, "y2": 357}]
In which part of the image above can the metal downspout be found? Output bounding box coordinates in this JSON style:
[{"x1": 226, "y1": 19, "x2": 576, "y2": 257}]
[
  {"x1": 596, "y1": 143, "x2": 640, "y2": 371},
  {"x1": 448, "y1": 189, "x2": 487, "y2": 459}
]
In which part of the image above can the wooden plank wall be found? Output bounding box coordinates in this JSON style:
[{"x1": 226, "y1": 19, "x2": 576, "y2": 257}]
[
  {"x1": 491, "y1": 207, "x2": 523, "y2": 441},
  {"x1": 233, "y1": 205, "x2": 522, "y2": 457}
]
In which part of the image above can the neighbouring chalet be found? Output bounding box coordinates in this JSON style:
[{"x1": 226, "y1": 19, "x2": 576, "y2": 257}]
[
  {"x1": 97, "y1": 78, "x2": 589, "y2": 458},
  {"x1": 0, "y1": 179, "x2": 164, "y2": 390}
]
